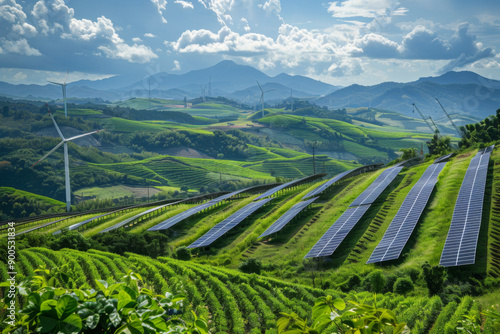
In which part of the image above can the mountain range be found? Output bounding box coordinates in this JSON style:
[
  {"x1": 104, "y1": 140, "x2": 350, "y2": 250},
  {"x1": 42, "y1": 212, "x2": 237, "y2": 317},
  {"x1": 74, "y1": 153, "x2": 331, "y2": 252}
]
[
  {"x1": 0, "y1": 61, "x2": 499, "y2": 118},
  {"x1": 314, "y1": 71, "x2": 500, "y2": 119}
]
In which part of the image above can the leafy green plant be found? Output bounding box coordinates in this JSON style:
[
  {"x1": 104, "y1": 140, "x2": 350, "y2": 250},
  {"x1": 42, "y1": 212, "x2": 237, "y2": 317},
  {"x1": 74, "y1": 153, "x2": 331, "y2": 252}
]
[
  {"x1": 277, "y1": 295, "x2": 409, "y2": 334},
  {"x1": 393, "y1": 277, "x2": 414, "y2": 295},
  {"x1": 0, "y1": 266, "x2": 208, "y2": 334}
]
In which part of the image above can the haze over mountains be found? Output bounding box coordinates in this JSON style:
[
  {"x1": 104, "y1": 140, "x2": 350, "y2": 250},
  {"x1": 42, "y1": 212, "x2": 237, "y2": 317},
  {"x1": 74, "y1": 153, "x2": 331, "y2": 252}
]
[{"x1": 0, "y1": 60, "x2": 499, "y2": 118}]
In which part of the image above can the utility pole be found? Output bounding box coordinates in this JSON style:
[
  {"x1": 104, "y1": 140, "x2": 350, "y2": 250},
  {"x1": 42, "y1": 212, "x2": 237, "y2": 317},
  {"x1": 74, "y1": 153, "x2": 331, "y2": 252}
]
[{"x1": 311, "y1": 141, "x2": 317, "y2": 175}]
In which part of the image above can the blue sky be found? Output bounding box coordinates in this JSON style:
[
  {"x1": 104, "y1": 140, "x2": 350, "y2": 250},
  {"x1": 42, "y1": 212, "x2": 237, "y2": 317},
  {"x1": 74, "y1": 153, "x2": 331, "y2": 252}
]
[{"x1": 0, "y1": 0, "x2": 499, "y2": 86}]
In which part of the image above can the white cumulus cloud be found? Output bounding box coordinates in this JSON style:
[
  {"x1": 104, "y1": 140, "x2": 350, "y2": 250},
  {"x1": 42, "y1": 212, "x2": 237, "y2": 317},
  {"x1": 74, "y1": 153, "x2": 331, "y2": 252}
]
[
  {"x1": 1, "y1": 38, "x2": 41, "y2": 56},
  {"x1": 150, "y1": 0, "x2": 168, "y2": 23},
  {"x1": 174, "y1": 0, "x2": 194, "y2": 9}
]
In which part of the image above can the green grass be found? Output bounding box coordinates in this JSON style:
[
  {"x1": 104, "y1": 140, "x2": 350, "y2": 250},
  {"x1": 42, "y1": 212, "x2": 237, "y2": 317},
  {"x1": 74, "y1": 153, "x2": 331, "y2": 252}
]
[{"x1": 0, "y1": 187, "x2": 65, "y2": 207}]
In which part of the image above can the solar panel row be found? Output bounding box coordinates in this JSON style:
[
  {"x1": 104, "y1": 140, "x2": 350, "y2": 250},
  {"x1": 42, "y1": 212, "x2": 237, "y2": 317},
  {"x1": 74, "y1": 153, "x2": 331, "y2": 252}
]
[
  {"x1": 434, "y1": 153, "x2": 454, "y2": 164},
  {"x1": 442, "y1": 147, "x2": 494, "y2": 266},
  {"x1": 254, "y1": 175, "x2": 320, "y2": 201},
  {"x1": 302, "y1": 170, "x2": 354, "y2": 200},
  {"x1": 304, "y1": 165, "x2": 404, "y2": 259},
  {"x1": 101, "y1": 203, "x2": 175, "y2": 233},
  {"x1": 259, "y1": 197, "x2": 319, "y2": 238},
  {"x1": 349, "y1": 167, "x2": 403, "y2": 207},
  {"x1": 188, "y1": 198, "x2": 274, "y2": 249},
  {"x1": 304, "y1": 205, "x2": 370, "y2": 258},
  {"x1": 440, "y1": 146, "x2": 494, "y2": 267},
  {"x1": 148, "y1": 188, "x2": 251, "y2": 231},
  {"x1": 367, "y1": 162, "x2": 447, "y2": 264}
]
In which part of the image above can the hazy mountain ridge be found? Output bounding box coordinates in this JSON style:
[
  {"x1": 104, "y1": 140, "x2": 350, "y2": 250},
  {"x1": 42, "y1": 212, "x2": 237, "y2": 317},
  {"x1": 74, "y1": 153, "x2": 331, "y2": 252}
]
[{"x1": 314, "y1": 71, "x2": 500, "y2": 119}]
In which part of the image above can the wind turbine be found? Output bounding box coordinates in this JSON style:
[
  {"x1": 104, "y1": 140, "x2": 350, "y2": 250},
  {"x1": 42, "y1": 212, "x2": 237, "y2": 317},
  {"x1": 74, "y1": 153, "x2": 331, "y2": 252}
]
[
  {"x1": 48, "y1": 71, "x2": 69, "y2": 117},
  {"x1": 256, "y1": 81, "x2": 275, "y2": 118},
  {"x1": 32, "y1": 104, "x2": 102, "y2": 212}
]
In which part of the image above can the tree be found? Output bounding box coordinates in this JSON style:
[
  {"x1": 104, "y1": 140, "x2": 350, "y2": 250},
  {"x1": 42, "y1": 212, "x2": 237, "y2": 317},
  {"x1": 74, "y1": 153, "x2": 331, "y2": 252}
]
[
  {"x1": 399, "y1": 148, "x2": 417, "y2": 160},
  {"x1": 427, "y1": 134, "x2": 452, "y2": 155},
  {"x1": 176, "y1": 246, "x2": 191, "y2": 261},
  {"x1": 422, "y1": 262, "x2": 447, "y2": 296},
  {"x1": 393, "y1": 277, "x2": 414, "y2": 295},
  {"x1": 367, "y1": 270, "x2": 387, "y2": 293},
  {"x1": 239, "y1": 258, "x2": 262, "y2": 275}
]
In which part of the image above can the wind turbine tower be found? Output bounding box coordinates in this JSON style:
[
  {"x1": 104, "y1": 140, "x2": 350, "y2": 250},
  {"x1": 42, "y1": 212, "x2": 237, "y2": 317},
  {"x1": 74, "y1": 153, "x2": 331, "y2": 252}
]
[
  {"x1": 256, "y1": 81, "x2": 275, "y2": 119},
  {"x1": 48, "y1": 71, "x2": 69, "y2": 117},
  {"x1": 32, "y1": 104, "x2": 102, "y2": 212},
  {"x1": 290, "y1": 88, "x2": 294, "y2": 112}
]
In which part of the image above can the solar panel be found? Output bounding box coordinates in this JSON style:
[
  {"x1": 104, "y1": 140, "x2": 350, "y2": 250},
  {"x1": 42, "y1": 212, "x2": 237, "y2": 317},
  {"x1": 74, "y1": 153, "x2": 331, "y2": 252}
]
[
  {"x1": 16, "y1": 217, "x2": 69, "y2": 236},
  {"x1": 259, "y1": 197, "x2": 318, "y2": 238},
  {"x1": 254, "y1": 175, "x2": 319, "y2": 201},
  {"x1": 304, "y1": 205, "x2": 370, "y2": 258},
  {"x1": 188, "y1": 198, "x2": 274, "y2": 249},
  {"x1": 367, "y1": 162, "x2": 447, "y2": 263},
  {"x1": 148, "y1": 188, "x2": 250, "y2": 231},
  {"x1": 440, "y1": 146, "x2": 494, "y2": 267},
  {"x1": 101, "y1": 203, "x2": 175, "y2": 233},
  {"x1": 302, "y1": 170, "x2": 353, "y2": 200},
  {"x1": 434, "y1": 153, "x2": 454, "y2": 164},
  {"x1": 349, "y1": 167, "x2": 403, "y2": 207},
  {"x1": 53, "y1": 211, "x2": 117, "y2": 235}
]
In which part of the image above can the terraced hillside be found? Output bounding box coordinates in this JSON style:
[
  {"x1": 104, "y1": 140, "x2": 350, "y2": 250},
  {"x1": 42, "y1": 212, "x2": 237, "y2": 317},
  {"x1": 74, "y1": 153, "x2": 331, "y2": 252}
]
[
  {"x1": 2, "y1": 248, "x2": 498, "y2": 333},
  {"x1": 6, "y1": 146, "x2": 499, "y2": 280}
]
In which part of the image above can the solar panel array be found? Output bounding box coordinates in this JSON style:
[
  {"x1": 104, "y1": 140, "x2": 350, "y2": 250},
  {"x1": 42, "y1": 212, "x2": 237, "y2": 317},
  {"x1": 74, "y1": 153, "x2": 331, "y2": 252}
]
[
  {"x1": 254, "y1": 175, "x2": 318, "y2": 201},
  {"x1": 434, "y1": 153, "x2": 454, "y2": 164},
  {"x1": 304, "y1": 205, "x2": 370, "y2": 258},
  {"x1": 304, "y1": 166, "x2": 404, "y2": 259},
  {"x1": 259, "y1": 197, "x2": 318, "y2": 238},
  {"x1": 148, "y1": 188, "x2": 250, "y2": 231},
  {"x1": 188, "y1": 198, "x2": 274, "y2": 249},
  {"x1": 367, "y1": 162, "x2": 447, "y2": 263},
  {"x1": 101, "y1": 203, "x2": 174, "y2": 233},
  {"x1": 440, "y1": 145, "x2": 494, "y2": 267},
  {"x1": 302, "y1": 170, "x2": 354, "y2": 200},
  {"x1": 16, "y1": 217, "x2": 69, "y2": 236},
  {"x1": 349, "y1": 167, "x2": 403, "y2": 207}
]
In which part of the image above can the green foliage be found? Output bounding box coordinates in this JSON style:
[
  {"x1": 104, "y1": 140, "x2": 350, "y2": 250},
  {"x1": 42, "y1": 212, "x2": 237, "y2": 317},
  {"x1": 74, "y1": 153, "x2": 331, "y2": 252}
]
[
  {"x1": 89, "y1": 230, "x2": 169, "y2": 258},
  {"x1": 0, "y1": 267, "x2": 208, "y2": 334},
  {"x1": 393, "y1": 277, "x2": 414, "y2": 295},
  {"x1": 238, "y1": 258, "x2": 262, "y2": 275},
  {"x1": 422, "y1": 262, "x2": 447, "y2": 296},
  {"x1": 175, "y1": 247, "x2": 191, "y2": 261},
  {"x1": 277, "y1": 295, "x2": 409, "y2": 334},
  {"x1": 367, "y1": 270, "x2": 387, "y2": 294},
  {"x1": 427, "y1": 133, "x2": 452, "y2": 155},
  {"x1": 49, "y1": 232, "x2": 94, "y2": 252},
  {"x1": 400, "y1": 148, "x2": 418, "y2": 160},
  {"x1": 460, "y1": 109, "x2": 500, "y2": 148}
]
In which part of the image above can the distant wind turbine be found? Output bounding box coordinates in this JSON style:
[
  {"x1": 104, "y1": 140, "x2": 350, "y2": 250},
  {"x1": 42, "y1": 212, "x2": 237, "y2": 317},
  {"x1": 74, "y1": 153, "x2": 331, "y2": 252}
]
[
  {"x1": 48, "y1": 71, "x2": 69, "y2": 117},
  {"x1": 32, "y1": 104, "x2": 103, "y2": 212},
  {"x1": 256, "y1": 81, "x2": 275, "y2": 118}
]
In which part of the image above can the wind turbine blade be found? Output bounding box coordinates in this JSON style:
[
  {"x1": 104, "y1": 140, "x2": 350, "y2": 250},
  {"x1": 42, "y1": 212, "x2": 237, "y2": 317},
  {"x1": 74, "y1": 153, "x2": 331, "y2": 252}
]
[
  {"x1": 64, "y1": 71, "x2": 69, "y2": 84},
  {"x1": 66, "y1": 130, "x2": 102, "y2": 142},
  {"x1": 256, "y1": 81, "x2": 263, "y2": 92},
  {"x1": 46, "y1": 104, "x2": 65, "y2": 140},
  {"x1": 48, "y1": 81, "x2": 63, "y2": 86},
  {"x1": 265, "y1": 89, "x2": 276, "y2": 93},
  {"x1": 32, "y1": 140, "x2": 64, "y2": 167}
]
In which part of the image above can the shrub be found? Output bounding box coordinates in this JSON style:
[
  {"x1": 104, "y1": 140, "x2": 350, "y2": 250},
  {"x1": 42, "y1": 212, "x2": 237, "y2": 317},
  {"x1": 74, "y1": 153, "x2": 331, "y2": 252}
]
[
  {"x1": 393, "y1": 277, "x2": 414, "y2": 295},
  {"x1": 239, "y1": 258, "x2": 262, "y2": 275},
  {"x1": 367, "y1": 270, "x2": 386, "y2": 293},
  {"x1": 422, "y1": 262, "x2": 446, "y2": 296},
  {"x1": 175, "y1": 247, "x2": 191, "y2": 261}
]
